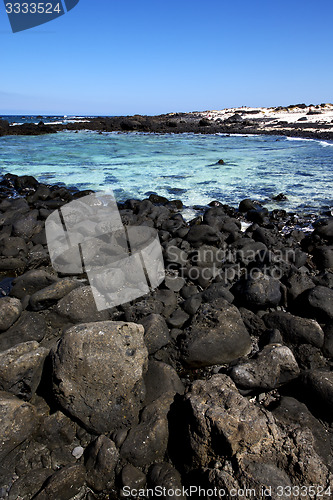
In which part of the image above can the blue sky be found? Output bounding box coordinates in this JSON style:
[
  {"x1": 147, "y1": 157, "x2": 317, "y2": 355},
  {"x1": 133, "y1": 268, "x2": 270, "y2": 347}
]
[{"x1": 1, "y1": 0, "x2": 333, "y2": 115}]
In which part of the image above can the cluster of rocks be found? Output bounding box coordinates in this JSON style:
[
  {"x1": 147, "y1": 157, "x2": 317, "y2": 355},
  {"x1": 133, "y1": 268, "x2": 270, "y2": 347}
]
[
  {"x1": 1, "y1": 109, "x2": 333, "y2": 140},
  {"x1": 0, "y1": 173, "x2": 333, "y2": 499}
]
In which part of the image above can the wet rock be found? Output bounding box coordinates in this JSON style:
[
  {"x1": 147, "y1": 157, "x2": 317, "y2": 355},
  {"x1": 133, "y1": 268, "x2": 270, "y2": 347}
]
[
  {"x1": 148, "y1": 463, "x2": 186, "y2": 499},
  {"x1": 0, "y1": 297, "x2": 22, "y2": 331},
  {"x1": 0, "y1": 311, "x2": 47, "y2": 352},
  {"x1": 180, "y1": 298, "x2": 252, "y2": 367},
  {"x1": 0, "y1": 391, "x2": 38, "y2": 461},
  {"x1": 239, "y1": 199, "x2": 258, "y2": 212},
  {"x1": 139, "y1": 313, "x2": 170, "y2": 354},
  {"x1": 263, "y1": 311, "x2": 324, "y2": 348},
  {"x1": 232, "y1": 271, "x2": 282, "y2": 310},
  {"x1": 52, "y1": 321, "x2": 148, "y2": 433},
  {"x1": 230, "y1": 344, "x2": 300, "y2": 390},
  {"x1": 144, "y1": 359, "x2": 184, "y2": 405},
  {"x1": 29, "y1": 279, "x2": 82, "y2": 311},
  {"x1": 10, "y1": 269, "x2": 59, "y2": 300},
  {"x1": 56, "y1": 286, "x2": 110, "y2": 323},
  {"x1": 120, "y1": 393, "x2": 173, "y2": 467},
  {"x1": 33, "y1": 464, "x2": 86, "y2": 500},
  {"x1": 273, "y1": 193, "x2": 288, "y2": 201},
  {"x1": 0, "y1": 341, "x2": 48, "y2": 400},
  {"x1": 85, "y1": 435, "x2": 119, "y2": 492}
]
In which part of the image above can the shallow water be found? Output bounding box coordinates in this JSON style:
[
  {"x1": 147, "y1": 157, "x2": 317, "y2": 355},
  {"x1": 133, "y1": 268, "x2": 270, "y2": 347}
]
[{"x1": 0, "y1": 131, "x2": 332, "y2": 214}]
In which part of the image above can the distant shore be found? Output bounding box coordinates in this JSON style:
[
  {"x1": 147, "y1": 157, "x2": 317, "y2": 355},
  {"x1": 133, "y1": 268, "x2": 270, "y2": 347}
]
[{"x1": 1, "y1": 103, "x2": 333, "y2": 140}]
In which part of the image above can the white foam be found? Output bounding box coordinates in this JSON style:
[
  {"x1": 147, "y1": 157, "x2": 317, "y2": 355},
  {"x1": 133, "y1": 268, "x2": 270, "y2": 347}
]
[
  {"x1": 285, "y1": 137, "x2": 315, "y2": 142},
  {"x1": 319, "y1": 141, "x2": 333, "y2": 147}
]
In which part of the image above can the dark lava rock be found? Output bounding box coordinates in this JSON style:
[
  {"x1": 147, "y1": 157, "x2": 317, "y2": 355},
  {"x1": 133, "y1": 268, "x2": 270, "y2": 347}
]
[
  {"x1": 33, "y1": 464, "x2": 86, "y2": 500},
  {"x1": 229, "y1": 344, "x2": 300, "y2": 390},
  {"x1": 273, "y1": 193, "x2": 288, "y2": 201},
  {"x1": 52, "y1": 321, "x2": 148, "y2": 434},
  {"x1": 238, "y1": 199, "x2": 259, "y2": 212},
  {"x1": 186, "y1": 224, "x2": 221, "y2": 246},
  {"x1": 10, "y1": 269, "x2": 59, "y2": 300},
  {"x1": 85, "y1": 435, "x2": 119, "y2": 492},
  {"x1": 232, "y1": 271, "x2": 282, "y2": 310},
  {"x1": 303, "y1": 369, "x2": 333, "y2": 413},
  {"x1": 121, "y1": 463, "x2": 146, "y2": 490},
  {"x1": 120, "y1": 393, "x2": 173, "y2": 467},
  {"x1": 7, "y1": 468, "x2": 53, "y2": 500},
  {"x1": 312, "y1": 246, "x2": 333, "y2": 270},
  {"x1": 56, "y1": 286, "x2": 110, "y2": 323},
  {"x1": 0, "y1": 341, "x2": 48, "y2": 400},
  {"x1": 38, "y1": 410, "x2": 76, "y2": 451},
  {"x1": 272, "y1": 396, "x2": 332, "y2": 464},
  {"x1": 246, "y1": 207, "x2": 269, "y2": 224},
  {"x1": 183, "y1": 374, "x2": 273, "y2": 465},
  {"x1": 0, "y1": 311, "x2": 47, "y2": 352},
  {"x1": 263, "y1": 311, "x2": 325, "y2": 348},
  {"x1": 0, "y1": 391, "x2": 38, "y2": 461},
  {"x1": 144, "y1": 359, "x2": 184, "y2": 405},
  {"x1": 239, "y1": 307, "x2": 267, "y2": 336},
  {"x1": 148, "y1": 463, "x2": 186, "y2": 500},
  {"x1": 180, "y1": 298, "x2": 252, "y2": 367},
  {"x1": 283, "y1": 269, "x2": 315, "y2": 302},
  {"x1": 313, "y1": 218, "x2": 333, "y2": 241},
  {"x1": 139, "y1": 313, "x2": 170, "y2": 354},
  {"x1": 29, "y1": 278, "x2": 82, "y2": 311},
  {"x1": 167, "y1": 308, "x2": 190, "y2": 328},
  {"x1": 0, "y1": 236, "x2": 27, "y2": 258},
  {"x1": 0, "y1": 297, "x2": 22, "y2": 331},
  {"x1": 302, "y1": 286, "x2": 333, "y2": 322}
]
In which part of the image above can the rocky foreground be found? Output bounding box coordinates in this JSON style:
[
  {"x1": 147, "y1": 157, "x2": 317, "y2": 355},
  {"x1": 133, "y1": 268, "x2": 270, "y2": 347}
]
[
  {"x1": 1, "y1": 103, "x2": 333, "y2": 140},
  {"x1": 0, "y1": 173, "x2": 333, "y2": 499}
]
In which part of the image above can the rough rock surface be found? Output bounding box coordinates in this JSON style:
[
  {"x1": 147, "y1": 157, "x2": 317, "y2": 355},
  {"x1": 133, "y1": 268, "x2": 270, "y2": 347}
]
[
  {"x1": 180, "y1": 298, "x2": 252, "y2": 367},
  {"x1": 52, "y1": 321, "x2": 148, "y2": 433}
]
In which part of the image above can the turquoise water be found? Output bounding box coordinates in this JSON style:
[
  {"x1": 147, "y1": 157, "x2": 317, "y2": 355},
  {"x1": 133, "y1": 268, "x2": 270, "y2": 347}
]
[{"x1": 0, "y1": 131, "x2": 332, "y2": 214}]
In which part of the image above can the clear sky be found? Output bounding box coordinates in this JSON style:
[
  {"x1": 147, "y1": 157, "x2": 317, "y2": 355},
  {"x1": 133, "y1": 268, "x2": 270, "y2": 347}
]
[{"x1": 1, "y1": 0, "x2": 333, "y2": 116}]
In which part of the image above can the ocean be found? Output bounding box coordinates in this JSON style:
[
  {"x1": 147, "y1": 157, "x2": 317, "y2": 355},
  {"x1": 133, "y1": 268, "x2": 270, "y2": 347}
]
[{"x1": 0, "y1": 123, "x2": 332, "y2": 216}]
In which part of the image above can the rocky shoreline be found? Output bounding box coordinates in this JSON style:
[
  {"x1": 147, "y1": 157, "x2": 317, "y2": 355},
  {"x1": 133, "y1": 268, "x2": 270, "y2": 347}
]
[
  {"x1": 1, "y1": 103, "x2": 333, "y2": 140},
  {"x1": 0, "y1": 173, "x2": 333, "y2": 499}
]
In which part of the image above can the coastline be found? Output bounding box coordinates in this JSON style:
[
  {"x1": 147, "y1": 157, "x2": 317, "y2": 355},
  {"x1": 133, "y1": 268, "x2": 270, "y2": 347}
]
[
  {"x1": 1, "y1": 103, "x2": 333, "y2": 140},
  {"x1": 0, "y1": 173, "x2": 333, "y2": 497}
]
